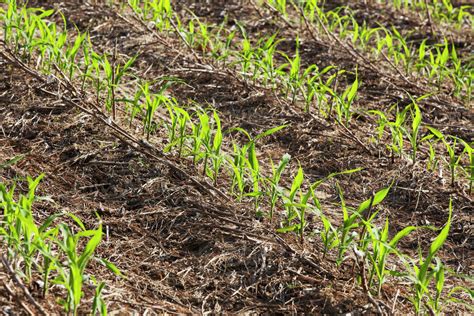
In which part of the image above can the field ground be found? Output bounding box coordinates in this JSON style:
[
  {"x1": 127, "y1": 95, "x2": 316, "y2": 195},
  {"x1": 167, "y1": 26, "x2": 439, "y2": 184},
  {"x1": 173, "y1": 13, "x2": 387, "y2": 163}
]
[{"x1": 0, "y1": 0, "x2": 473, "y2": 314}]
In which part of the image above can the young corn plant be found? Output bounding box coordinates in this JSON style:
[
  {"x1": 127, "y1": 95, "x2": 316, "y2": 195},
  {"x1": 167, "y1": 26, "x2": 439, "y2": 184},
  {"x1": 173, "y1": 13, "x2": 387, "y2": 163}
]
[
  {"x1": 0, "y1": 175, "x2": 45, "y2": 282},
  {"x1": 102, "y1": 53, "x2": 137, "y2": 119},
  {"x1": 369, "y1": 106, "x2": 407, "y2": 162},
  {"x1": 198, "y1": 112, "x2": 213, "y2": 178},
  {"x1": 129, "y1": 0, "x2": 173, "y2": 32},
  {"x1": 319, "y1": 212, "x2": 339, "y2": 259},
  {"x1": 246, "y1": 136, "x2": 263, "y2": 212},
  {"x1": 231, "y1": 125, "x2": 288, "y2": 211},
  {"x1": 238, "y1": 36, "x2": 255, "y2": 80},
  {"x1": 278, "y1": 165, "x2": 305, "y2": 235},
  {"x1": 266, "y1": 0, "x2": 288, "y2": 16},
  {"x1": 277, "y1": 165, "x2": 326, "y2": 243},
  {"x1": 266, "y1": 153, "x2": 291, "y2": 221},
  {"x1": 334, "y1": 72, "x2": 359, "y2": 125},
  {"x1": 364, "y1": 219, "x2": 418, "y2": 295},
  {"x1": 420, "y1": 133, "x2": 441, "y2": 173},
  {"x1": 52, "y1": 214, "x2": 111, "y2": 315},
  {"x1": 193, "y1": 111, "x2": 225, "y2": 185},
  {"x1": 458, "y1": 139, "x2": 473, "y2": 193},
  {"x1": 302, "y1": 65, "x2": 335, "y2": 113},
  {"x1": 190, "y1": 109, "x2": 210, "y2": 166},
  {"x1": 279, "y1": 42, "x2": 303, "y2": 104},
  {"x1": 185, "y1": 109, "x2": 223, "y2": 184},
  {"x1": 401, "y1": 96, "x2": 428, "y2": 164},
  {"x1": 164, "y1": 105, "x2": 191, "y2": 157},
  {"x1": 0, "y1": 175, "x2": 118, "y2": 315},
  {"x1": 278, "y1": 168, "x2": 361, "y2": 243},
  {"x1": 64, "y1": 30, "x2": 87, "y2": 80},
  {"x1": 226, "y1": 141, "x2": 250, "y2": 201},
  {"x1": 0, "y1": 174, "x2": 62, "y2": 299},
  {"x1": 208, "y1": 111, "x2": 224, "y2": 186},
  {"x1": 428, "y1": 128, "x2": 465, "y2": 187},
  {"x1": 256, "y1": 33, "x2": 281, "y2": 89},
  {"x1": 140, "y1": 82, "x2": 175, "y2": 140},
  {"x1": 335, "y1": 184, "x2": 391, "y2": 266},
  {"x1": 404, "y1": 199, "x2": 453, "y2": 315}
]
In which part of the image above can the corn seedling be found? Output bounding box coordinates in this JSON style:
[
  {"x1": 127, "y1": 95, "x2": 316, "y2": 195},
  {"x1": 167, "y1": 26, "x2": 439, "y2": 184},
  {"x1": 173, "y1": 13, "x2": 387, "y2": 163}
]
[
  {"x1": 457, "y1": 139, "x2": 473, "y2": 193},
  {"x1": 266, "y1": 153, "x2": 291, "y2": 220},
  {"x1": 0, "y1": 175, "x2": 118, "y2": 315},
  {"x1": 427, "y1": 127, "x2": 468, "y2": 187},
  {"x1": 207, "y1": 111, "x2": 224, "y2": 185},
  {"x1": 0, "y1": 175, "x2": 45, "y2": 281},
  {"x1": 371, "y1": 104, "x2": 410, "y2": 162},
  {"x1": 319, "y1": 213, "x2": 339, "y2": 259},
  {"x1": 256, "y1": 33, "x2": 282, "y2": 89},
  {"x1": 279, "y1": 168, "x2": 361, "y2": 243},
  {"x1": 279, "y1": 39, "x2": 302, "y2": 103},
  {"x1": 197, "y1": 111, "x2": 212, "y2": 178},
  {"x1": 420, "y1": 134, "x2": 440, "y2": 172},
  {"x1": 277, "y1": 165, "x2": 326, "y2": 243},
  {"x1": 128, "y1": 0, "x2": 172, "y2": 32},
  {"x1": 102, "y1": 53, "x2": 137, "y2": 119},
  {"x1": 164, "y1": 105, "x2": 191, "y2": 158},
  {"x1": 52, "y1": 214, "x2": 104, "y2": 315},
  {"x1": 335, "y1": 184, "x2": 390, "y2": 265},
  {"x1": 365, "y1": 219, "x2": 418, "y2": 295},
  {"x1": 334, "y1": 70, "x2": 359, "y2": 125},
  {"x1": 302, "y1": 65, "x2": 335, "y2": 112},
  {"x1": 402, "y1": 96, "x2": 424, "y2": 164},
  {"x1": 140, "y1": 81, "x2": 175, "y2": 140},
  {"x1": 227, "y1": 141, "x2": 249, "y2": 201},
  {"x1": 404, "y1": 199, "x2": 453, "y2": 315},
  {"x1": 231, "y1": 125, "x2": 288, "y2": 211},
  {"x1": 190, "y1": 109, "x2": 209, "y2": 166},
  {"x1": 92, "y1": 280, "x2": 107, "y2": 315},
  {"x1": 279, "y1": 165, "x2": 305, "y2": 233}
]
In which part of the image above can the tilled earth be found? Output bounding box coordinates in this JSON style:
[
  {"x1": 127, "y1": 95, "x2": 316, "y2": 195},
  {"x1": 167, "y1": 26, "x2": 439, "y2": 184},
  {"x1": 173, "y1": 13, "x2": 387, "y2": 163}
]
[{"x1": 0, "y1": 0, "x2": 473, "y2": 314}]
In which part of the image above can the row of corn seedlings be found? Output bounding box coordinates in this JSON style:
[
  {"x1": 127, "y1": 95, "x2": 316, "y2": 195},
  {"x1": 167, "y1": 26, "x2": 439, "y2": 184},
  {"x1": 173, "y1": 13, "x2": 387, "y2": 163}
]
[
  {"x1": 374, "y1": 0, "x2": 472, "y2": 29},
  {"x1": 1, "y1": 1, "x2": 139, "y2": 118},
  {"x1": 1, "y1": 1, "x2": 471, "y2": 314},
  {"x1": 0, "y1": 174, "x2": 120, "y2": 315},
  {"x1": 127, "y1": 0, "x2": 361, "y2": 124},
  {"x1": 264, "y1": 0, "x2": 473, "y2": 105},
  {"x1": 368, "y1": 96, "x2": 473, "y2": 192}
]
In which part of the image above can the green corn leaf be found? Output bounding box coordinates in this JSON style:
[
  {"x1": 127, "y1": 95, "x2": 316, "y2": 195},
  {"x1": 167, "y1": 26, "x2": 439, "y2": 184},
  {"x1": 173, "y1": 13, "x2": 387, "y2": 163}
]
[
  {"x1": 427, "y1": 126, "x2": 444, "y2": 139},
  {"x1": 212, "y1": 111, "x2": 222, "y2": 152},
  {"x1": 419, "y1": 199, "x2": 452, "y2": 285},
  {"x1": 336, "y1": 183, "x2": 349, "y2": 222},
  {"x1": 440, "y1": 42, "x2": 449, "y2": 66},
  {"x1": 37, "y1": 8, "x2": 54, "y2": 18},
  {"x1": 419, "y1": 39, "x2": 427, "y2": 61},
  {"x1": 412, "y1": 103, "x2": 422, "y2": 136},
  {"x1": 67, "y1": 213, "x2": 86, "y2": 231},
  {"x1": 78, "y1": 225, "x2": 102, "y2": 271},
  {"x1": 358, "y1": 186, "x2": 390, "y2": 214},
  {"x1": 277, "y1": 224, "x2": 299, "y2": 233},
  {"x1": 254, "y1": 124, "x2": 288, "y2": 141},
  {"x1": 289, "y1": 166, "x2": 304, "y2": 201},
  {"x1": 0, "y1": 154, "x2": 24, "y2": 170},
  {"x1": 96, "y1": 258, "x2": 123, "y2": 277},
  {"x1": 389, "y1": 226, "x2": 418, "y2": 248}
]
